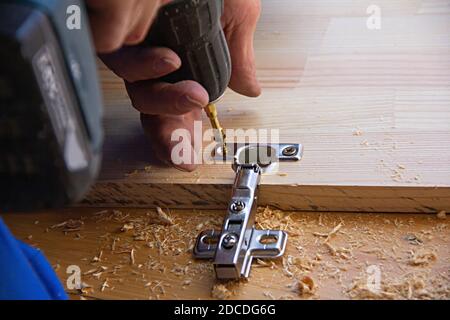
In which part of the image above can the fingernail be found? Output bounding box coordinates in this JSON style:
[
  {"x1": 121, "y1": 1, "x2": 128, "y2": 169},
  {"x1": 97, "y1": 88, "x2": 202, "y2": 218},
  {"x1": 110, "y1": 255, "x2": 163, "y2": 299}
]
[
  {"x1": 154, "y1": 58, "x2": 180, "y2": 74},
  {"x1": 181, "y1": 94, "x2": 206, "y2": 109}
]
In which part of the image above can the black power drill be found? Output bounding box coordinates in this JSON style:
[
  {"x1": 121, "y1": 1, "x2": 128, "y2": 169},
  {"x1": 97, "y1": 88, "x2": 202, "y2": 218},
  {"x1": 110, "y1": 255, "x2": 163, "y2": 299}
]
[{"x1": 0, "y1": 0, "x2": 231, "y2": 212}]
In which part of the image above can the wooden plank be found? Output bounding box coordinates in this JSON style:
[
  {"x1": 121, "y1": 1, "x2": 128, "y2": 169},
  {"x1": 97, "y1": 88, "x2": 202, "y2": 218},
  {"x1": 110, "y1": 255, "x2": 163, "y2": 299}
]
[
  {"x1": 86, "y1": 0, "x2": 450, "y2": 212},
  {"x1": 2, "y1": 207, "x2": 449, "y2": 300}
]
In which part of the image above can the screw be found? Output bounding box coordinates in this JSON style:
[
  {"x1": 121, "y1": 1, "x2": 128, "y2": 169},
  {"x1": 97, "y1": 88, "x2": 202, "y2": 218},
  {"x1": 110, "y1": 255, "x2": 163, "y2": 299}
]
[
  {"x1": 282, "y1": 146, "x2": 297, "y2": 157},
  {"x1": 222, "y1": 234, "x2": 238, "y2": 249},
  {"x1": 230, "y1": 201, "x2": 245, "y2": 213}
]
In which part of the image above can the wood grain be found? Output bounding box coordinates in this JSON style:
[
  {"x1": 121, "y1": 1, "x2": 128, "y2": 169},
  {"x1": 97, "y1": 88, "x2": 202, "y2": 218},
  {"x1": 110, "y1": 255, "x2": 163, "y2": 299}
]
[{"x1": 87, "y1": 0, "x2": 450, "y2": 212}]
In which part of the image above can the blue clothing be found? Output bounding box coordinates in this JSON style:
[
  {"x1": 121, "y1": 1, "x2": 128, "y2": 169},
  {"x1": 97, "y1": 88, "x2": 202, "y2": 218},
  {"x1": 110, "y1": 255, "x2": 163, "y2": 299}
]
[{"x1": 0, "y1": 218, "x2": 68, "y2": 300}]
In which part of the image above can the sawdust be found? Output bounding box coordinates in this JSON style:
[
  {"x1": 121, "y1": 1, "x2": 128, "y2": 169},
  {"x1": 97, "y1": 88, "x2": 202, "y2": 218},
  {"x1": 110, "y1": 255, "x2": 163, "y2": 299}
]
[
  {"x1": 34, "y1": 206, "x2": 449, "y2": 300},
  {"x1": 182, "y1": 279, "x2": 192, "y2": 286},
  {"x1": 408, "y1": 250, "x2": 437, "y2": 266},
  {"x1": 50, "y1": 219, "x2": 84, "y2": 233},
  {"x1": 313, "y1": 222, "x2": 343, "y2": 242},
  {"x1": 347, "y1": 272, "x2": 448, "y2": 300},
  {"x1": 91, "y1": 251, "x2": 103, "y2": 263},
  {"x1": 352, "y1": 128, "x2": 364, "y2": 136},
  {"x1": 121, "y1": 223, "x2": 134, "y2": 232},
  {"x1": 101, "y1": 279, "x2": 110, "y2": 292},
  {"x1": 155, "y1": 207, "x2": 174, "y2": 226},
  {"x1": 211, "y1": 284, "x2": 232, "y2": 300},
  {"x1": 130, "y1": 249, "x2": 135, "y2": 265},
  {"x1": 283, "y1": 255, "x2": 313, "y2": 277},
  {"x1": 297, "y1": 275, "x2": 316, "y2": 297},
  {"x1": 437, "y1": 210, "x2": 446, "y2": 220}
]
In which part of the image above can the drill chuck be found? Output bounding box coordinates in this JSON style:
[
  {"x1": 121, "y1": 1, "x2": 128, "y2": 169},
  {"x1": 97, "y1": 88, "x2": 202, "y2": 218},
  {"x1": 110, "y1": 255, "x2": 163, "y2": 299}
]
[{"x1": 147, "y1": 0, "x2": 232, "y2": 102}]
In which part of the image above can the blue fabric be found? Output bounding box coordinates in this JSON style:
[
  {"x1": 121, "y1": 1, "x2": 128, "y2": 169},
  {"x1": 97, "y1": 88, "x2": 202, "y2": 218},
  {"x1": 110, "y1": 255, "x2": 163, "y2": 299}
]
[{"x1": 0, "y1": 218, "x2": 68, "y2": 300}]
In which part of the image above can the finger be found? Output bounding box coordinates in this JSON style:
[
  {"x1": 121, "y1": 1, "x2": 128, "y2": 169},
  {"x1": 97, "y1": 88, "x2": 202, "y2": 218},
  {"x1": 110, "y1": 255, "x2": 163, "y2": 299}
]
[
  {"x1": 100, "y1": 46, "x2": 181, "y2": 83},
  {"x1": 141, "y1": 110, "x2": 202, "y2": 172},
  {"x1": 223, "y1": 0, "x2": 262, "y2": 97},
  {"x1": 87, "y1": 0, "x2": 136, "y2": 53},
  {"x1": 126, "y1": 80, "x2": 209, "y2": 115},
  {"x1": 123, "y1": 0, "x2": 161, "y2": 45}
]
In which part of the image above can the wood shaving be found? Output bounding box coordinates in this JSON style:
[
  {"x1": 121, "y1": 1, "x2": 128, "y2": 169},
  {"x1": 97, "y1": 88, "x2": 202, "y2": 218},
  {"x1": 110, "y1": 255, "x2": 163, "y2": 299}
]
[
  {"x1": 347, "y1": 272, "x2": 448, "y2": 300},
  {"x1": 211, "y1": 284, "x2": 232, "y2": 300},
  {"x1": 77, "y1": 282, "x2": 93, "y2": 295},
  {"x1": 297, "y1": 276, "x2": 316, "y2": 297},
  {"x1": 437, "y1": 211, "x2": 446, "y2": 220},
  {"x1": 263, "y1": 291, "x2": 276, "y2": 299},
  {"x1": 130, "y1": 249, "x2": 135, "y2": 265},
  {"x1": 121, "y1": 223, "x2": 134, "y2": 232},
  {"x1": 50, "y1": 219, "x2": 84, "y2": 233},
  {"x1": 324, "y1": 242, "x2": 337, "y2": 256},
  {"x1": 408, "y1": 250, "x2": 437, "y2": 266},
  {"x1": 155, "y1": 207, "x2": 174, "y2": 226},
  {"x1": 91, "y1": 251, "x2": 103, "y2": 263},
  {"x1": 101, "y1": 279, "x2": 110, "y2": 292},
  {"x1": 284, "y1": 255, "x2": 313, "y2": 274},
  {"x1": 182, "y1": 280, "x2": 192, "y2": 286},
  {"x1": 352, "y1": 128, "x2": 363, "y2": 136},
  {"x1": 313, "y1": 223, "x2": 343, "y2": 242}
]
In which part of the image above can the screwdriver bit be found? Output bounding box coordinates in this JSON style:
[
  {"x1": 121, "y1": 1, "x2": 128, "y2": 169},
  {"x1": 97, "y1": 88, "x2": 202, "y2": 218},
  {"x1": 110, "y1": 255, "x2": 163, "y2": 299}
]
[{"x1": 205, "y1": 103, "x2": 227, "y2": 156}]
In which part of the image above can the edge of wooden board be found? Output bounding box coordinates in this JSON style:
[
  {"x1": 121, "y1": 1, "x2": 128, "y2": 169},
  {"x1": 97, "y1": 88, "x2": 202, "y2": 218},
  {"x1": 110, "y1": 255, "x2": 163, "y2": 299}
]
[{"x1": 81, "y1": 183, "x2": 450, "y2": 213}]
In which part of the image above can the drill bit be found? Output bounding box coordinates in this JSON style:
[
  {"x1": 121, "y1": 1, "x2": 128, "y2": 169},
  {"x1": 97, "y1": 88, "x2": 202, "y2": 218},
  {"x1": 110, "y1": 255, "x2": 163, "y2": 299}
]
[{"x1": 205, "y1": 103, "x2": 227, "y2": 156}]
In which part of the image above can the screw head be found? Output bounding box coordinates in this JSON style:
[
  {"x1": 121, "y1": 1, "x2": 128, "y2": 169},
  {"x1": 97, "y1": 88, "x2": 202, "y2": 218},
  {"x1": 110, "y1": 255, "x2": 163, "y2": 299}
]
[
  {"x1": 222, "y1": 234, "x2": 238, "y2": 249},
  {"x1": 230, "y1": 201, "x2": 245, "y2": 213},
  {"x1": 282, "y1": 146, "x2": 298, "y2": 157}
]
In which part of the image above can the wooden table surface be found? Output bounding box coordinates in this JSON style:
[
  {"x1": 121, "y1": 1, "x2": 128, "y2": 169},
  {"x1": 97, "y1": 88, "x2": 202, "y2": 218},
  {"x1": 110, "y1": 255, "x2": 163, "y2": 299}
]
[
  {"x1": 84, "y1": 0, "x2": 450, "y2": 213},
  {"x1": 3, "y1": 208, "x2": 449, "y2": 300}
]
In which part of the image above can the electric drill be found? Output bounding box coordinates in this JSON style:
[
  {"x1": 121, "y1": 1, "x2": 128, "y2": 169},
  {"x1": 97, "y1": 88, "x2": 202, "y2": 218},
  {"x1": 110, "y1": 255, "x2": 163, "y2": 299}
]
[
  {"x1": 0, "y1": 0, "x2": 103, "y2": 212},
  {"x1": 0, "y1": 0, "x2": 231, "y2": 212}
]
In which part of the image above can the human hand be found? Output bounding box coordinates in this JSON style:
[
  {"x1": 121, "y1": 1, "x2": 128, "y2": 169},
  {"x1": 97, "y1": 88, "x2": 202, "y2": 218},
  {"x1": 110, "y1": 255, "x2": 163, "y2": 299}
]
[
  {"x1": 86, "y1": 0, "x2": 171, "y2": 53},
  {"x1": 94, "y1": 0, "x2": 262, "y2": 171}
]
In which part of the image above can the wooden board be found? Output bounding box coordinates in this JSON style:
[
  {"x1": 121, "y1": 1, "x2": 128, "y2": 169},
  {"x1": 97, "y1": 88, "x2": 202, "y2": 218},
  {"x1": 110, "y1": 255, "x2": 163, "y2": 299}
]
[
  {"x1": 84, "y1": 0, "x2": 450, "y2": 212},
  {"x1": 2, "y1": 208, "x2": 449, "y2": 300}
]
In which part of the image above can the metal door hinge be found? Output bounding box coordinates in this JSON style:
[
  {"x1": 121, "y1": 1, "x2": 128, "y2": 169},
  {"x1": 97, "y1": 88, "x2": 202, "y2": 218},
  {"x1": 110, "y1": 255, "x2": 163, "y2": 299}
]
[{"x1": 193, "y1": 143, "x2": 303, "y2": 279}]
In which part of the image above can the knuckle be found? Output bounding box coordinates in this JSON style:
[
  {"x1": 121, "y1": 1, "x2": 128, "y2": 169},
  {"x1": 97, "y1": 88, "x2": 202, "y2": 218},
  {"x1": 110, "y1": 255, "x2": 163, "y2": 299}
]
[
  {"x1": 123, "y1": 36, "x2": 143, "y2": 46},
  {"x1": 251, "y1": 0, "x2": 262, "y2": 19},
  {"x1": 124, "y1": 29, "x2": 147, "y2": 46}
]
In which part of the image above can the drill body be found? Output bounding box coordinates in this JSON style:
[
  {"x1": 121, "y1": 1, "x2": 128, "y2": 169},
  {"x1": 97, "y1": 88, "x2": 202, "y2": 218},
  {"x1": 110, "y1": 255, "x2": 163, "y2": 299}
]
[{"x1": 0, "y1": 0, "x2": 103, "y2": 211}]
